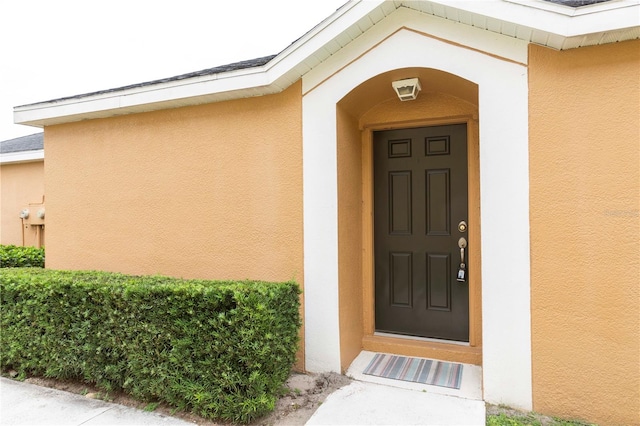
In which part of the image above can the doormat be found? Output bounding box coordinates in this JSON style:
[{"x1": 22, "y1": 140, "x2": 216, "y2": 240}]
[{"x1": 363, "y1": 354, "x2": 463, "y2": 389}]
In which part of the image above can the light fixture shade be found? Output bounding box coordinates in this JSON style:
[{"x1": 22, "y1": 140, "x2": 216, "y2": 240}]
[{"x1": 392, "y1": 78, "x2": 422, "y2": 101}]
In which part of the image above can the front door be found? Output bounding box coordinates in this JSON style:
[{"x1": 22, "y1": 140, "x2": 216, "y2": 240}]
[{"x1": 374, "y1": 124, "x2": 469, "y2": 342}]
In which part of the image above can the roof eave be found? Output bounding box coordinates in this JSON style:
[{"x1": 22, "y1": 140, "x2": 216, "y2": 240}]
[
  {"x1": 14, "y1": 0, "x2": 640, "y2": 129},
  {"x1": 14, "y1": 70, "x2": 281, "y2": 128},
  {"x1": 13, "y1": 0, "x2": 368, "y2": 129},
  {"x1": 0, "y1": 149, "x2": 44, "y2": 165}
]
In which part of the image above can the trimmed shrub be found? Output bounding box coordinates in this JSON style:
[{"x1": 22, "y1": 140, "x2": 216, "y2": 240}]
[
  {"x1": 0, "y1": 245, "x2": 44, "y2": 268},
  {"x1": 0, "y1": 268, "x2": 301, "y2": 423}
]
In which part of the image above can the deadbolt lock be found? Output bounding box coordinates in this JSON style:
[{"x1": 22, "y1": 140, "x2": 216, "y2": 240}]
[{"x1": 458, "y1": 221, "x2": 467, "y2": 233}]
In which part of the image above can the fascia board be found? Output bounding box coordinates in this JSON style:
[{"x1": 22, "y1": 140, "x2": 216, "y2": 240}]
[
  {"x1": 433, "y1": 0, "x2": 640, "y2": 37},
  {"x1": 264, "y1": 1, "x2": 388, "y2": 88},
  {"x1": 14, "y1": 65, "x2": 277, "y2": 127},
  {"x1": 13, "y1": 0, "x2": 383, "y2": 126},
  {"x1": 302, "y1": 7, "x2": 529, "y2": 93},
  {"x1": 13, "y1": 0, "x2": 639, "y2": 128},
  {"x1": 265, "y1": 0, "x2": 382, "y2": 75},
  {"x1": 14, "y1": 0, "x2": 381, "y2": 129},
  {"x1": 0, "y1": 149, "x2": 44, "y2": 164},
  {"x1": 504, "y1": 0, "x2": 639, "y2": 16}
]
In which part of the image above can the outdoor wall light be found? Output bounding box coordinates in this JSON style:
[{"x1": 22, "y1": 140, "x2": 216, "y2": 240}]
[{"x1": 392, "y1": 78, "x2": 421, "y2": 101}]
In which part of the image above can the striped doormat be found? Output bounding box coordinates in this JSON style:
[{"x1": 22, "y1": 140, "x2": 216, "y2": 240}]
[{"x1": 363, "y1": 354, "x2": 463, "y2": 389}]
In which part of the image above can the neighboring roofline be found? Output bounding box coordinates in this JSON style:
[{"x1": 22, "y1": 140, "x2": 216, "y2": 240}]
[
  {"x1": 0, "y1": 132, "x2": 44, "y2": 164},
  {"x1": 0, "y1": 149, "x2": 44, "y2": 165},
  {"x1": 14, "y1": 0, "x2": 640, "y2": 129}
]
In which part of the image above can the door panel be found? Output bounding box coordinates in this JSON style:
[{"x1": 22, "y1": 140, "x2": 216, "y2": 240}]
[
  {"x1": 389, "y1": 171, "x2": 412, "y2": 234},
  {"x1": 374, "y1": 124, "x2": 469, "y2": 341}
]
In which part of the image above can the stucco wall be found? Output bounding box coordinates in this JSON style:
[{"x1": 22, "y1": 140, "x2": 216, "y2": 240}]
[
  {"x1": 336, "y1": 105, "x2": 364, "y2": 371},
  {"x1": 0, "y1": 161, "x2": 45, "y2": 247},
  {"x1": 529, "y1": 40, "x2": 640, "y2": 426},
  {"x1": 44, "y1": 82, "x2": 303, "y2": 285}
]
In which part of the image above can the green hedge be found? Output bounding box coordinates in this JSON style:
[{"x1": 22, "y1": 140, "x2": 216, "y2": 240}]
[
  {"x1": 0, "y1": 268, "x2": 301, "y2": 423},
  {"x1": 0, "y1": 245, "x2": 44, "y2": 268}
]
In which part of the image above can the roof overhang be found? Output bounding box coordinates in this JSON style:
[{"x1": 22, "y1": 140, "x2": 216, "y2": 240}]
[
  {"x1": 0, "y1": 149, "x2": 44, "y2": 165},
  {"x1": 14, "y1": 0, "x2": 640, "y2": 129}
]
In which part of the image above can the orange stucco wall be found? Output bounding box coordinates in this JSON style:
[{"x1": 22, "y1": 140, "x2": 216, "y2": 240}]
[
  {"x1": 45, "y1": 82, "x2": 302, "y2": 283},
  {"x1": 0, "y1": 161, "x2": 45, "y2": 247},
  {"x1": 337, "y1": 105, "x2": 364, "y2": 371},
  {"x1": 529, "y1": 40, "x2": 640, "y2": 426}
]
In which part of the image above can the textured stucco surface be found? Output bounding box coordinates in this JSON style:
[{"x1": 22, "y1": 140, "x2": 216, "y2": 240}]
[
  {"x1": 44, "y1": 83, "x2": 303, "y2": 281},
  {"x1": 0, "y1": 161, "x2": 44, "y2": 246},
  {"x1": 336, "y1": 105, "x2": 364, "y2": 372},
  {"x1": 529, "y1": 40, "x2": 640, "y2": 426}
]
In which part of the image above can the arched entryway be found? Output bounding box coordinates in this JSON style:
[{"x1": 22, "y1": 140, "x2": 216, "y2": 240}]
[
  {"x1": 335, "y1": 68, "x2": 482, "y2": 370},
  {"x1": 302, "y1": 21, "x2": 531, "y2": 409}
]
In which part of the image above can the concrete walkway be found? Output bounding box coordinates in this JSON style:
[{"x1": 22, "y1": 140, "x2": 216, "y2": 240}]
[
  {"x1": 306, "y1": 350, "x2": 486, "y2": 425},
  {"x1": 307, "y1": 381, "x2": 485, "y2": 425},
  {"x1": 0, "y1": 377, "x2": 194, "y2": 425}
]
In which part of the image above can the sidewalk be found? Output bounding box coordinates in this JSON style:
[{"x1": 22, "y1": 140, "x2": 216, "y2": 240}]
[{"x1": 0, "y1": 377, "x2": 194, "y2": 425}]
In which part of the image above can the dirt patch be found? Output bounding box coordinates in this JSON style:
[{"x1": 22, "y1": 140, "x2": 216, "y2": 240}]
[
  {"x1": 254, "y1": 372, "x2": 352, "y2": 425},
  {"x1": 18, "y1": 371, "x2": 351, "y2": 426}
]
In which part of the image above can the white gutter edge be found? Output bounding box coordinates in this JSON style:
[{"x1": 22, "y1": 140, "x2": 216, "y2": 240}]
[
  {"x1": 0, "y1": 150, "x2": 44, "y2": 164},
  {"x1": 13, "y1": 0, "x2": 372, "y2": 128},
  {"x1": 441, "y1": 0, "x2": 640, "y2": 36},
  {"x1": 504, "y1": 0, "x2": 640, "y2": 17}
]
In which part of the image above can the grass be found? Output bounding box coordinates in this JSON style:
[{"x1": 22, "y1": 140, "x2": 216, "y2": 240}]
[
  {"x1": 143, "y1": 402, "x2": 160, "y2": 412},
  {"x1": 486, "y1": 406, "x2": 596, "y2": 426}
]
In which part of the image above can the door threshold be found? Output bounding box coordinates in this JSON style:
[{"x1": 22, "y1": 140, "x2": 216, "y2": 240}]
[
  {"x1": 362, "y1": 334, "x2": 481, "y2": 365},
  {"x1": 374, "y1": 332, "x2": 470, "y2": 347}
]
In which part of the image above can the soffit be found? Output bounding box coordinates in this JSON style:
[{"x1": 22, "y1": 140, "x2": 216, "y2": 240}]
[{"x1": 14, "y1": 0, "x2": 639, "y2": 128}]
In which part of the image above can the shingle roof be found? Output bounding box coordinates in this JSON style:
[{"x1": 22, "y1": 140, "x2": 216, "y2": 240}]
[
  {"x1": 25, "y1": 55, "x2": 277, "y2": 106},
  {"x1": 543, "y1": 0, "x2": 612, "y2": 5},
  {"x1": 0, "y1": 133, "x2": 44, "y2": 154}
]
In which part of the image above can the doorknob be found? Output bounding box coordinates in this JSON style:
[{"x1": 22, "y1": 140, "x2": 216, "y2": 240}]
[
  {"x1": 457, "y1": 237, "x2": 467, "y2": 282},
  {"x1": 458, "y1": 237, "x2": 467, "y2": 264},
  {"x1": 458, "y1": 221, "x2": 467, "y2": 233}
]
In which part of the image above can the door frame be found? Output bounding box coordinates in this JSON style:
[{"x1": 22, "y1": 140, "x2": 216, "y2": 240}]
[{"x1": 361, "y1": 115, "x2": 482, "y2": 364}]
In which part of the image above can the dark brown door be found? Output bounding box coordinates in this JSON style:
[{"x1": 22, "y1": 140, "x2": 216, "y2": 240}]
[{"x1": 374, "y1": 124, "x2": 469, "y2": 342}]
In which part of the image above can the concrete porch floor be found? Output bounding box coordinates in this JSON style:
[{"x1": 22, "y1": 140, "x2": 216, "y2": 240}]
[{"x1": 306, "y1": 351, "x2": 485, "y2": 425}]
